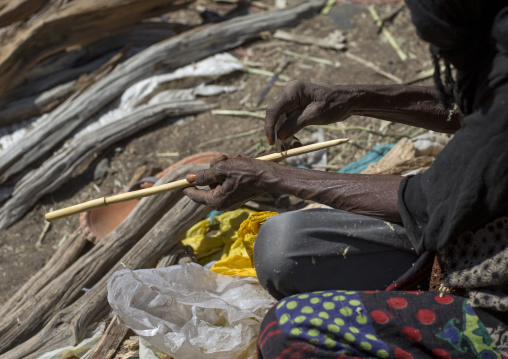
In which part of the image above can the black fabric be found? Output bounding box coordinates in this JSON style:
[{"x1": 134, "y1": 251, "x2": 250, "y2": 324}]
[
  {"x1": 253, "y1": 209, "x2": 419, "y2": 300},
  {"x1": 398, "y1": 3, "x2": 508, "y2": 253},
  {"x1": 405, "y1": 0, "x2": 508, "y2": 114},
  {"x1": 404, "y1": 0, "x2": 504, "y2": 70}
]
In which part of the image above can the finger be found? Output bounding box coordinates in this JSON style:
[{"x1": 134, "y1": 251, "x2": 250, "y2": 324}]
[
  {"x1": 183, "y1": 187, "x2": 215, "y2": 207},
  {"x1": 186, "y1": 172, "x2": 196, "y2": 183},
  {"x1": 192, "y1": 168, "x2": 225, "y2": 186},
  {"x1": 278, "y1": 103, "x2": 321, "y2": 139},
  {"x1": 264, "y1": 82, "x2": 304, "y2": 144},
  {"x1": 210, "y1": 154, "x2": 228, "y2": 167},
  {"x1": 277, "y1": 114, "x2": 301, "y2": 140},
  {"x1": 233, "y1": 154, "x2": 251, "y2": 159}
]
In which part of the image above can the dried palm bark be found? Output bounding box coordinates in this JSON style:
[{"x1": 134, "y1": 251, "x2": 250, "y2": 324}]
[
  {"x1": 0, "y1": 164, "x2": 210, "y2": 358},
  {"x1": 0, "y1": 22, "x2": 189, "y2": 126},
  {"x1": 0, "y1": 100, "x2": 212, "y2": 230},
  {"x1": 0, "y1": 0, "x2": 192, "y2": 99},
  {"x1": 0, "y1": 1, "x2": 325, "y2": 186}
]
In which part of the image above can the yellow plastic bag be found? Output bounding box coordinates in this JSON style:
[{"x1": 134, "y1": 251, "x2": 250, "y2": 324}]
[
  {"x1": 237, "y1": 211, "x2": 278, "y2": 264},
  {"x1": 182, "y1": 209, "x2": 277, "y2": 278}
]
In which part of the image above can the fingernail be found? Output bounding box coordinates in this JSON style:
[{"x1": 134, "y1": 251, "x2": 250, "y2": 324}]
[
  {"x1": 266, "y1": 136, "x2": 273, "y2": 145},
  {"x1": 187, "y1": 173, "x2": 196, "y2": 183}
]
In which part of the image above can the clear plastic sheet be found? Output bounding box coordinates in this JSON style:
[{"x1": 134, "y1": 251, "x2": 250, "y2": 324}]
[{"x1": 108, "y1": 263, "x2": 276, "y2": 359}]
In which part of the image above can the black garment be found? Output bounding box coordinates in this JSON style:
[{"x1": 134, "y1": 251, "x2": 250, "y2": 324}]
[
  {"x1": 405, "y1": 0, "x2": 508, "y2": 114},
  {"x1": 398, "y1": 2, "x2": 508, "y2": 254},
  {"x1": 253, "y1": 208, "x2": 418, "y2": 300}
]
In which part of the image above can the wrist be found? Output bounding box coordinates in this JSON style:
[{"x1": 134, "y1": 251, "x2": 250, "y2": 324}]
[
  {"x1": 325, "y1": 85, "x2": 359, "y2": 120},
  {"x1": 255, "y1": 160, "x2": 283, "y2": 194}
]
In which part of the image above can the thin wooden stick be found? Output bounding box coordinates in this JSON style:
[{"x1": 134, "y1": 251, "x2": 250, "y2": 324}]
[
  {"x1": 345, "y1": 52, "x2": 402, "y2": 84},
  {"x1": 44, "y1": 138, "x2": 349, "y2": 222},
  {"x1": 368, "y1": 5, "x2": 407, "y2": 61}
]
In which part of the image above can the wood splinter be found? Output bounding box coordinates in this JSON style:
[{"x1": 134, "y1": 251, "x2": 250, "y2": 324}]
[{"x1": 45, "y1": 138, "x2": 349, "y2": 222}]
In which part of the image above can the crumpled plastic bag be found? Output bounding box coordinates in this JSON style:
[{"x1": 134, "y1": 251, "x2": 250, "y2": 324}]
[
  {"x1": 108, "y1": 263, "x2": 276, "y2": 359},
  {"x1": 139, "y1": 338, "x2": 172, "y2": 359},
  {"x1": 37, "y1": 322, "x2": 105, "y2": 359}
]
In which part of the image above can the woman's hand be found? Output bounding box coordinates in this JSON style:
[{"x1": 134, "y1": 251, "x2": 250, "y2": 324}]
[
  {"x1": 265, "y1": 82, "x2": 462, "y2": 141},
  {"x1": 264, "y1": 81, "x2": 353, "y2": 145},
  {"x1": 183, "y1": 153, "x2": 402, "y2": 223},
  {"x1": 183, "y1": 155, "x2": 278, "y2": 211}
]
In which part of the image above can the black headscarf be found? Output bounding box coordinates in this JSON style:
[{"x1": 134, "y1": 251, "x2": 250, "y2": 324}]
[{"x1": 405, "y1": 0, "x2": 508, "y2": 114}]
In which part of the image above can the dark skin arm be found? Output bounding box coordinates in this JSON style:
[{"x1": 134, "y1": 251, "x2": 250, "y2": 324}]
[
  {"x1": 265, "y1": 81, "x2": 461, "y2": 144},
  {"x1": 184, "y1": 156, "x2": 403, "y2": 223},
  {"x1": 185, "y1": 82, "x2": 455, "y2": 221}
]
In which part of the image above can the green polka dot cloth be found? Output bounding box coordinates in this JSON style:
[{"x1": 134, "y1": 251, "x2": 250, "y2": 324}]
[{"x1": 275, "y1": 290, "x2": 390, "y2": 358}]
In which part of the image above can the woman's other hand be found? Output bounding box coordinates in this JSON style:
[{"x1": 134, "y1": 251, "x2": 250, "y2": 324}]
[{"x1": 264, "y1": 81, "x2": 353, "y2": 145}]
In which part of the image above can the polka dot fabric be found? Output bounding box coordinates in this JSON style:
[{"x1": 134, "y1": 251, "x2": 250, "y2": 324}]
[
  {"x1": 275, "y1": 291, "x2": 390, "y2": 357},
  {"x1": 257, "y1": 290, "x2": 507, "y2": 359}
]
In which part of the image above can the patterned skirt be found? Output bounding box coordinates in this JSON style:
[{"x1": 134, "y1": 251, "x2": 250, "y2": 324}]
[{"x1": 257, "y1": 290, "x2": 508, "y2": 359}]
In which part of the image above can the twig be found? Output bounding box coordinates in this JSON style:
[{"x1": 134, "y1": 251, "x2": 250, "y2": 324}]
[
  {"x1": 92, "y1": 183, "x2": 101, "y2": 193},
  {"x1": 211, "y1": 109, "x2": 265, "y2": 119},
  {"x1": 378, "y1": 2, "x2": 405, "y2": 30},
  {"x1": 54, "y1": 234, "x2": 68, "y2": 249},
  {"x1": 368, "y1": 5, "x2": 407, "y2": 61},
  {"x1": 251, "y1": 1, "x2": 273, "y2": 10},
  {"x1": 321, "y1": 0, "x2": 336, "y2": 14},
  {"x1": 87, "y1": 315, "x2": 129, "y2": 359},
  {"x1": 255, "y1": 59, "x2": 290, "y2": 107},
  {"x1": 317, "y1": 124, "x2": 406, "y2": 140},
  {"x1": 351, "y1": 0, "x2": 403, "y2": 3},
  {"x1": 273, "y1": 30, "x2": 346, "y2": 51},
  {"x1": 36, "y1": 215, "x2": 52, "y2": 248},
  {"x1": 311, "y1": 164, "x2": 343, "y2": 170},
  {"x1": 156, "y1": 152, "x2": 180, "y2": 157},
  {"x1": 197, "y1": 127, "x2": 265, "y2": 148},
  {"x1": 403, "y1": 67, "x2": 435, "y2": 85},
  {"x1": 275, "y1": 0, "x2": 287, "y2": 9},
  {"x1": 320, "y1": 123, "x2": 426, "y2": 142},
  {"x1": 328, "y1": 143, "x2": 353, "y2": 165},
  {"x1": 345, "y1": 52, "x2": 402, "y2": 83},
  {"x1": 244, "y1": 67, "x2": 290, "y2": 81},
  {"x1": 408, "y1": 128, "x2": 427, "y2": 138},
  {"x1": 280, "y1": 49, "x2": 340, "y2": 67}
]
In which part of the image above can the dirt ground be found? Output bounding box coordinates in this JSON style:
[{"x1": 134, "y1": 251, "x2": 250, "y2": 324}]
[{"x1": 0, "y1": 0, "x2": 434, "y2": 306}]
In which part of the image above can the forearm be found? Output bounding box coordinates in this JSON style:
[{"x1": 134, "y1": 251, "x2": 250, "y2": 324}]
[
  {"x1": 262, "y1": 163, "x2": 403, "y2": 223},
  {"x1": 333, "y1": 84, "x2": 461, "y2": 133}
]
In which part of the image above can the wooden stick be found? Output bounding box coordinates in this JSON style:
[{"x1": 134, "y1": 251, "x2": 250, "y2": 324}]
[
  {"x1": 345, "y1": 52, "x2": 402, "y2": 84},
  {"x1": 44, "y1": 138, "x2": 349, "y2": 222},
  {"x1": 368, "y1": 5, "x2": 407, "y2": 61},
  {"x1": 272, "y1": 29, "x2": 346, "y2": 51},
  {"x1": 86, "y1": 315, "x2": 129, "y2": 359}
]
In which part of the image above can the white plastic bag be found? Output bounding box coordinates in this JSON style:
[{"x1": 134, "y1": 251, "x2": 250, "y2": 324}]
[
  {"x1": 37, "y1": 322, "x2": 105, "y2": 359},
  {"x1": 107, "y1": 263, "x2": 276, "y2": 359}
]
